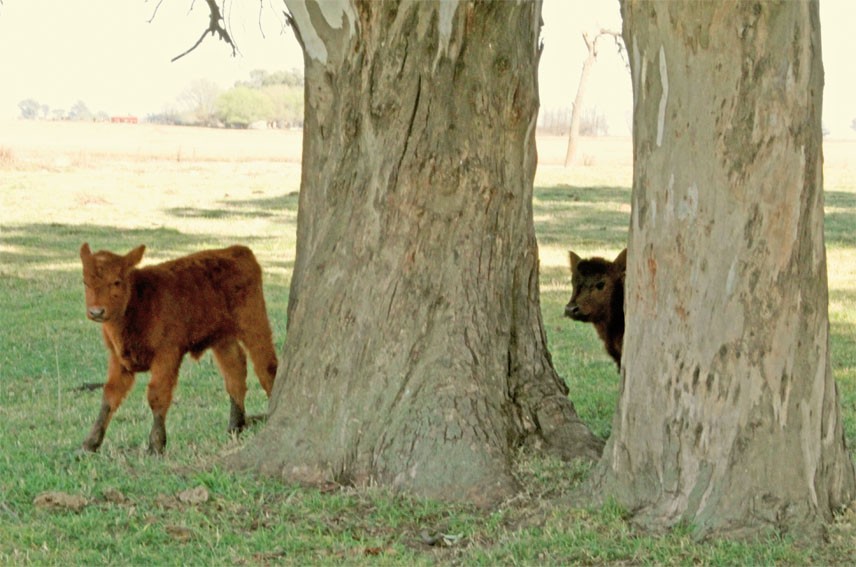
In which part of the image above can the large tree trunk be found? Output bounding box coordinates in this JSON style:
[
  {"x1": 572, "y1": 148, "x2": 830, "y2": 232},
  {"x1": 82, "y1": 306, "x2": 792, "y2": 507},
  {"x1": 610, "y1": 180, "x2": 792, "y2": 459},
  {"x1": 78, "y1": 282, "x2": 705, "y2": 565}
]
[
  {"x1": 234, "y1": 0, "x2": 602, "y2": 505},
  {"x1": 591, "y1": 1, "x2": 856, "y2": 539}
]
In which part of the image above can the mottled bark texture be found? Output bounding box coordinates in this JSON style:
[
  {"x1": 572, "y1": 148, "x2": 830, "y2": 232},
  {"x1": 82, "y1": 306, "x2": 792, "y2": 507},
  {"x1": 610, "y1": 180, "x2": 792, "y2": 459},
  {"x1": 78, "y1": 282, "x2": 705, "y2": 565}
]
[
  {"x1": 591, "y1": 0, "x2": 855, "y2": 539},
  {"x1": 233, "y1": 0, "x2": 602, "y2": 505}
]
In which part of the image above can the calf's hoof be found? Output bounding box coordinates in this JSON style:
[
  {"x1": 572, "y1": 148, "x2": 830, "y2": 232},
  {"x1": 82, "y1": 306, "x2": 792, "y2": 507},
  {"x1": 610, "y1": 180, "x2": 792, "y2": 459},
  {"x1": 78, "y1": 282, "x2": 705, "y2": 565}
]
[
  {"x1": 148, "y1": 415, "x2": 167, "y2": 455},
  {"x1": 147, "y1": 437, "x2": 166, "y2": 455},
  {"x1": 228, "y1": 398, "x2": 246, "y2": 434},
  {"x1": 81, "y1": 437, "x2": 101, "y2": 453}
]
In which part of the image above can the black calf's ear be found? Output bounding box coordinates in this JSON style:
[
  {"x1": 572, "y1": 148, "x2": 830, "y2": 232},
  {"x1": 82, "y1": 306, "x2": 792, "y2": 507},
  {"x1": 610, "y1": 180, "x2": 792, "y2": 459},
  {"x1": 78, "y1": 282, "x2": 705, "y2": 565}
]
[
  {"x1": 569, "y1": 251, "x2": 582, "y2": 273},
  {"x1": 614, "y1": 248, "x2": 627, "y2": 271}
]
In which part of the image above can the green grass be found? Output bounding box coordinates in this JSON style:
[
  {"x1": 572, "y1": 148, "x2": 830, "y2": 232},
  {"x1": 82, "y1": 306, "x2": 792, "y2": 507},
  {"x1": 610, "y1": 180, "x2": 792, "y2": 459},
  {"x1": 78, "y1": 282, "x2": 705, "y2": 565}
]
[{"x1": 1, "y1": 143, "x2": 854, "y2": 564}]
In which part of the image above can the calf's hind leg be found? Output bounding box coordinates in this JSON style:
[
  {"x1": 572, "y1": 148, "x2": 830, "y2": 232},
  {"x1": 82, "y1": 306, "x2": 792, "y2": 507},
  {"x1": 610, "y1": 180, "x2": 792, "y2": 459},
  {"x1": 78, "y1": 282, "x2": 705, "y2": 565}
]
[
  {"x1": 237, "y1": 295, "x2": 278, "y2": 397},
  {"x1": 212, "y1": 339, "x2": 249, "y2": 433},
  {"x1": 145, "y1": 351, "x2": 182, "y2": 454},
  {"x1": 243, "y1": 331, "x2": 277, "y2": 398}
]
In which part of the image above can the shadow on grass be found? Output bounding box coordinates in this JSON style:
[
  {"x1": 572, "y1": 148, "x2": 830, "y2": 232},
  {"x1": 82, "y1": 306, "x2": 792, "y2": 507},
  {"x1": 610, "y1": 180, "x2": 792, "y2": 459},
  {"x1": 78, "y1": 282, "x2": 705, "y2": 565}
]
[
  {"x1": 825, "y1": 191, "x2": 856, "y2": 247},
  {"x1": 0, "y1": 224, "x2": 222, "y2": 273},
  {"x1": 166, "y1": 192, "x2": 300, "y2": 222},
  {"x1": 0, "y1": 223, "x2": 294, "y2": 276},
  {"x1": 533, "y1": 186, "x2": 853, "y2": 250},
  {"x1": 534, "y1": 185, "x2": 631, "y2": 250},
  {"x1": 830, "y1": 296, "x2": 856, "y2": 367},
  {"x1": 829, "y1": 289, "x2": 856, "y2": 449}
]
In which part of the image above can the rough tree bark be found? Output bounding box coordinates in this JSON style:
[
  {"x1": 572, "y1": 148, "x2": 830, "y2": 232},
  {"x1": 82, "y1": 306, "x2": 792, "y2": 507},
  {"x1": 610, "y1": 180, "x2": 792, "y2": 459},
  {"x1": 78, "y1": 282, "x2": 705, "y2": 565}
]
[
  {"x1": 591, "y1": 1, "x2": 856, "y2": 539},
  {"x1": 233, "y1": 0, "x2": 603, "y2": 505}
]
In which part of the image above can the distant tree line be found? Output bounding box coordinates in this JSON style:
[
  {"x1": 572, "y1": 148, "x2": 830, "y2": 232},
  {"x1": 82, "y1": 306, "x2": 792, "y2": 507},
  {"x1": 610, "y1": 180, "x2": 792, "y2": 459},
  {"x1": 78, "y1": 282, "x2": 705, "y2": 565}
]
[
  {"x1": 149, "y1": 69, "x2": 304, "y2": 129},
  {"x1": 539, "y1": 106, "x2": 609, "y2": 137},
  {"x1": 18, "y1": 69, "x2": 304, "y2": 130},
  {"x1": 18, "y1": 99, "x2": 108, "y2": 122}
]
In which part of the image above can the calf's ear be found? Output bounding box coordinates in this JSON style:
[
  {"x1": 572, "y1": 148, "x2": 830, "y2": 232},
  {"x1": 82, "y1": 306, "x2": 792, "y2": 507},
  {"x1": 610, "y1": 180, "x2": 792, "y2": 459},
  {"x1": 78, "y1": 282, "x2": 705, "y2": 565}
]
[
  {"x1": 80, "y1": 243, "x2": 96, "y2": 273},
  {"x1": 125, "y1": 245, "x2": 146, "y2": 268},
  {"x1": 569, "y1": 251, "x2": 582, "y2": 273},
  {"x1": 613, "y1": 248, "x2": 627, "y2": 271}
]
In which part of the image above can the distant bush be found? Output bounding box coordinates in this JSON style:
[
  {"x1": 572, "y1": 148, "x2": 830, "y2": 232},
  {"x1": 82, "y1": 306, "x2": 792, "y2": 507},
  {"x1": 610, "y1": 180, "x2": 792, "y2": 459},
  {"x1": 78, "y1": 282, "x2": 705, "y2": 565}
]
[
  {"x1": 216, "y1": 69, "x2": 304, "y2": 129},
  {"x1": 215, "y1": 86, "x2": 273, "y2": 128},
  {"x1": 159, "y1": 69, "x2": 305, "y2": 129}
]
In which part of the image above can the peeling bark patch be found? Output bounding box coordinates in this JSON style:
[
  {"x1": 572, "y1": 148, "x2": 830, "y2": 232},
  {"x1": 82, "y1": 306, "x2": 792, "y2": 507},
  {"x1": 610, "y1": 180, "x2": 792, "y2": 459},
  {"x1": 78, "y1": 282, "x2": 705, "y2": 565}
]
[
  {"x1": 657, "y1": 45, "x2": 668, "y2": 147},
  {"x1": 288, "y1": 1, "x2": 329, "y2": 63},
  {"x1": 435, "y1": 0, "x2": 459, "y2": 64},
  {"x1": 725, "y1": 258, "x2": 738, "y2": 296},
  {"x1": 317, "y1": 0, "x2": 356, "y2": 35}
]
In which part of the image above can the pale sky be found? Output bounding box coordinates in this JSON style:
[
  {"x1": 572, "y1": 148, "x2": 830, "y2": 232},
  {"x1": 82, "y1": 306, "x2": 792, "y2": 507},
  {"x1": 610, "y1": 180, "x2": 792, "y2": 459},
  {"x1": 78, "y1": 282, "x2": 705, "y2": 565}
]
[{"x1": 0, "y1": 0, "x2": 854, "y2": 138}]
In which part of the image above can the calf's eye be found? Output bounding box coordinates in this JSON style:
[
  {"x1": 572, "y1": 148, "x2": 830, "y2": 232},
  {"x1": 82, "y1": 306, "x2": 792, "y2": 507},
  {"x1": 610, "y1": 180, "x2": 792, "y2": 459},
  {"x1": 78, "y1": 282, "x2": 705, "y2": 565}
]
[{"x1": 595, "y1": 281, "x2": 606, "y2": 290}]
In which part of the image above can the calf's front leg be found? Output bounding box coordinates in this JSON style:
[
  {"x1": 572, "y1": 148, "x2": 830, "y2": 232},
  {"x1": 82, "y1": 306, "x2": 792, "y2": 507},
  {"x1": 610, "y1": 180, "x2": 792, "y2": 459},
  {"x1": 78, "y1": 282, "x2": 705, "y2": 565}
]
[{"x1": 83, "y1": 353, "x2": 135, "y2": 452}]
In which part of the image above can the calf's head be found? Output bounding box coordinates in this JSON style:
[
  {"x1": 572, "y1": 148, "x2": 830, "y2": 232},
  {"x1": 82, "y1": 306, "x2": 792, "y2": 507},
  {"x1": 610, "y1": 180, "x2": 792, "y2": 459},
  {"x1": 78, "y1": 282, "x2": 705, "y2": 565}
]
[
  {"x1": 565, "y1": 249, "x2": 627, "y2": 322},
  {"x1": 80, "y1": 243, "x2": 145, "y2": 323}
]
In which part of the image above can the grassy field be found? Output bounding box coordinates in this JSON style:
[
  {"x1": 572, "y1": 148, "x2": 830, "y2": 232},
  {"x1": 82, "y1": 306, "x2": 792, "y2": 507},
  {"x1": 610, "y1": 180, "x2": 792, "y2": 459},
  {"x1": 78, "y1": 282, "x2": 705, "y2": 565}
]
[{"x1": 1, "y1": 120, "x2": 854, "y2": 564}]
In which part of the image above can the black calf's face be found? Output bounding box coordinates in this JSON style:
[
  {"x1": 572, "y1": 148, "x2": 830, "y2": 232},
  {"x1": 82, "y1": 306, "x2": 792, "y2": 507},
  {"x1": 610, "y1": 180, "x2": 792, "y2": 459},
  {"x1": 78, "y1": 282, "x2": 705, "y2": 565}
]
[{"x1": 564, "y1": 250, "x2": 626, "y2": 322}]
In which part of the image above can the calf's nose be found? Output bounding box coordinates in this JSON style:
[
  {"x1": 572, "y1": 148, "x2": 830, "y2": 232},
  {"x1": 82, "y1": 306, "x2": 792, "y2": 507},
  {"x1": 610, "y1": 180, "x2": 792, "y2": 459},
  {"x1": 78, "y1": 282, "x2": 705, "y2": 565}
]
[
  {"x1": 564, "y1": 304, "x2": 579, "y2": 318},
  {"x1": 87, "y1": 307, "x2": 106, "y2": 321}
]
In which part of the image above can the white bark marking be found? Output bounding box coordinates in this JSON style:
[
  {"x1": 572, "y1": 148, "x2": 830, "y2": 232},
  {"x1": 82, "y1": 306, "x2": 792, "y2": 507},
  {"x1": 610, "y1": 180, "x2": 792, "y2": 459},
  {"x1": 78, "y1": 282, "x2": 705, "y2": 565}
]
[
  {"x1": 317, "y1": 0, "x2": 356, "y2": 35},
  {"x1": 288, "y1": 1, "x2": 329, "y2": 63},
  {"x1": 434, "y1": 0, "x2": 460, "y2": 66},
  {"x1": 657, "y1": 45, "x2": 668, "y2": 147},
  {"x1": 632, "y1": 35, "x2": 641, "y2": 108},
  {"x1": 640, "y1": 48, "x2": 648, "y2": 104},
  {"x1": 725, "y1": 258, "x2": 738, "y2": 296},
  {"x1": 287, "y1": 0, "x2": 356, "y2": 64},
  {"x1": 523, "y1": 111, "x2": 537, "y2": 168}
]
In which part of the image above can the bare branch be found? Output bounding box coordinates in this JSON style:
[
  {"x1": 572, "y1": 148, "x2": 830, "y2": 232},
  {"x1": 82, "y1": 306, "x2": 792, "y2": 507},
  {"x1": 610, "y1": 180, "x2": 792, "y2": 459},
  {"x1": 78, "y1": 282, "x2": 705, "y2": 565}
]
[
  {"x1": 283, "y1": 7, "x2": 304, "y2": 51},
  {"x1": 582, "y1": 32, "x2": 593, "y2": 53},
  {"x1": 172, "y1": 0, "x2": 238, "y2": 62},
  {"x1": 581, "y1": 29, "x2": 628, "y2": 68},
  {"x1": 283, "y1": 8, "x2": 295, "y2": 30},
  {"x1": 224, "y1": 0, "x2": 241, "y2": 56},
  {"x1": 147, "y1": 0, "x2": 165, "y2": 24},
  {"x1": 596, "y1": 29, "x2": 627, "y2": 67}
]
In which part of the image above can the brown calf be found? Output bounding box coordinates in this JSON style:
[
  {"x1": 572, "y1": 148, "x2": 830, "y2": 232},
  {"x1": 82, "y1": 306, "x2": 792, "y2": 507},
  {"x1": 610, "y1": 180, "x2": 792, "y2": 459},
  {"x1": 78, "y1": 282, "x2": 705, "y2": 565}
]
[
  {"x1": 564, "y1": 249, "x2": 627, "y2": 368},
  {"x1": 79, "y1": 243, "x2": 278, "y2": 454}
]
